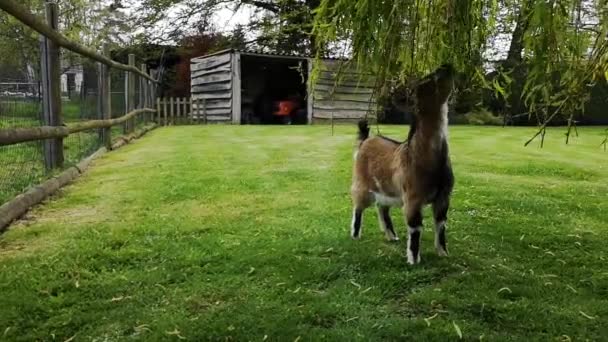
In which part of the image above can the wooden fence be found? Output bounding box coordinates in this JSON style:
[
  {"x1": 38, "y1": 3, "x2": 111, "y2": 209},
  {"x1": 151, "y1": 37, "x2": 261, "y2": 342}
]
[
  {"x1": 0, "y1": 0, "x2": 159, "y2": 231},
  {"x1": 0, "y1": 1, "x2": 158, "y2": 163},
  {"x1": 156, "y1": 97, "x2": 211, "y2": 125}
]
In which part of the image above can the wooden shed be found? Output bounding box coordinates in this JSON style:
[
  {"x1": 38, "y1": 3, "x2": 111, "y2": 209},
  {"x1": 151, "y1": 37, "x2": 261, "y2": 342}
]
[{"x1": 190, "y1": 49, "x2": 376, "y2": 124}]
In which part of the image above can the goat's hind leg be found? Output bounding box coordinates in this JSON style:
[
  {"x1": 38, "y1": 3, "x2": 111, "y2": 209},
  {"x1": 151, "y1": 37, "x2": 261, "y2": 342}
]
[
  {"x1": 350, "y1": 191, "x2": 372, "y2": 240},
  {"x1": 432, "y1": 197, "x2": 450, "y2": 256},
  {"x1": 350, "y1": 207, "x2": 364, "y2": 239},
  {"x1": 377, "y1": 205, "x2": 399, "y2": 241}
]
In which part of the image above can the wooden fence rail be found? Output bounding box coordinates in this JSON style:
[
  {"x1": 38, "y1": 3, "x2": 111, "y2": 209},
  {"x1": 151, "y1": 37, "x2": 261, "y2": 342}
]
[
  {"x1": 0, "y1": 1, "x2": 159, "y2": 167},
  {"x1": 156, "y1": 97, "x2": 209, "y2": 125},
  {"x1": 0, "y1": 0, "x2": 162, "y2": 231},
  {"x1": 0, "y1": 109, "x2": 156, "y2": 146}
]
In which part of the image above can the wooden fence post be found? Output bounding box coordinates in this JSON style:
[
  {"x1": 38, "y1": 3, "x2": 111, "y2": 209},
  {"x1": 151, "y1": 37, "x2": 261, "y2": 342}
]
[
  {"x1": 189, "y1": 97, "x2": 193, "y2": 125},
  {"x1": 125, "y1": 54, "x2": 136, "y2": 133},
  {"x1": 97, "y1": 63, "x2": 103, "y2": 141},
  {"x1": 156, "y1": 97, "x2": 161, "y2": 125},
  {"x1": 176, "y1": 97, "x2": 181, "y2": 124},
  {"x1": 203, "y1": 98, "x2": 207, "y2": 124},
  {"x1": 40, "y1": 2, "x2": 63, "y2": 170},
  {"x1": 163, "y1": 97, "x2": 168, "y2": 126},
  {"x1": 100, "y1": 44, "x2": 112, "y2": 150},
  {"x1": 195, "y1": 98, "x2": 200, "y2": 124},
  {"x1": 140, "y1": 63, "x2": 147, "y2": 122},
  {"x1": 170, "y1": 97, "x2": 175, "y2": 125}
]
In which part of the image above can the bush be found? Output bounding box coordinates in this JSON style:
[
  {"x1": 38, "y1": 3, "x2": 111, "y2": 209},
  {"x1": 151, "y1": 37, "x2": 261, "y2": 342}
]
[{"x1": 464, "y1": 108, "x2": 503, "y2": 125}]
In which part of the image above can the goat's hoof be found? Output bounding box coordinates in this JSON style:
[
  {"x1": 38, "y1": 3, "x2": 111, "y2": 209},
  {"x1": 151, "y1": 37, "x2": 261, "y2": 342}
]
[
  {"x1": 385, "y1": 234, "x2": 400, "y2": 242},
  {"x1": 407, "y1": 254, "x2": 421, "y2": 265},
  {"x1": 436, "y1": 248, "x2": 448, "y2": 257},
  {"x1": 351, "y1": 234, "x2": 361, "y2": 240}
]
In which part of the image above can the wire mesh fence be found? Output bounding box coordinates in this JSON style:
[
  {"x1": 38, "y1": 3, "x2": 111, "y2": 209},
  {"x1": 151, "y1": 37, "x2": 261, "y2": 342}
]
[
  {"x1": 63, "y1": 61, "x2": 103, "y2": 166},
  {"x1": 0, "y1": 37, "x2": 46, "y2": 204},
  {"x1": 1, "y1": 46, "x2": 154, "y2": 205}
]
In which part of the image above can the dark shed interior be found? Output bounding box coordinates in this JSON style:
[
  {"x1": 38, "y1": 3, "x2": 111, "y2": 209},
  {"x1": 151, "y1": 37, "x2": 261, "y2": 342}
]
[{"x1": 240, "y1": 55, "x2": 309, "y2": 124}]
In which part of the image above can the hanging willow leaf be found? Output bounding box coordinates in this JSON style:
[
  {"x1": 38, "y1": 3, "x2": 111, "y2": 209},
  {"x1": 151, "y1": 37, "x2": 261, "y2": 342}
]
[{"x1": 312, "y1": 0, "x2": 608, "y2": 145}]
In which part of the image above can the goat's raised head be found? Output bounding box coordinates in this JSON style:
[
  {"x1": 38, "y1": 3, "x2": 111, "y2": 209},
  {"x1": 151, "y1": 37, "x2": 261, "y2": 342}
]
[
  {"x1": 415, "y1": 64, "x2": 455, "y2": 115},
  {"x1": 389, "y1": 81, "x2": 412, "y2": 114}
]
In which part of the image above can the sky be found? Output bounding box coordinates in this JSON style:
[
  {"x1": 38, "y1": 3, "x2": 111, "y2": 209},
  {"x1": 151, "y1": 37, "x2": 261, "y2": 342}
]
[
  {"x1": 212, "y1": 5, "x2": 255, "y2": 33},
  {"x1": 121, "y1": 0, "x2": 258, "y2": 43}
]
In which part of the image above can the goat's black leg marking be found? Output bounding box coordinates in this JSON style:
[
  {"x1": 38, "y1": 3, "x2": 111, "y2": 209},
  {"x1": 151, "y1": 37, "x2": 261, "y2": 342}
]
[
  {"x1": 406, "y1": 207, "x2": 423, "y2": 265},
  {"x1": 377, "y1": 205, "x2": 399, "y2": 241},
  {"x1": 351, "y1": 208, "x2": 364, "y2": 239},
  {"x1": 432, "y1": 200, "x2": 449, "y2": 256}
]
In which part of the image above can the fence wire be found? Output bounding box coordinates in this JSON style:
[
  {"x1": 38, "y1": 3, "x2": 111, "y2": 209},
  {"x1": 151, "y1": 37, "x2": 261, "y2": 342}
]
[
  {"x1": 63, "y1": 61, "x2": 103, "y2": 166},
  {"x1": 0, "y1": 39, "x2": 46, "y2": 204},
  {"x1": 110, "y1": 68, "x2": 127, "y2": 140},
  {"x1": 0, "y1": 2, "x2": 160, "y2": 213},
  {"x1": 1, "y1": 50, "x2": 152, "y2": 205}
]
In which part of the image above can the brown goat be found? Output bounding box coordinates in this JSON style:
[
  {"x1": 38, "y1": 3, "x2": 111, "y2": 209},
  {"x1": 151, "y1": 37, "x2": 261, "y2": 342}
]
[{"x1": 350, "y1": 64, "x2": 455, "y2": 265}]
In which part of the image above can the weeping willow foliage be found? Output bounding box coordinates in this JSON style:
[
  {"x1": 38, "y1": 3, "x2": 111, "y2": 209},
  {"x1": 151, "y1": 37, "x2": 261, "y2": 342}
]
[{"x1": 312, "y1": 0, "x2": 608, "y2": 142}]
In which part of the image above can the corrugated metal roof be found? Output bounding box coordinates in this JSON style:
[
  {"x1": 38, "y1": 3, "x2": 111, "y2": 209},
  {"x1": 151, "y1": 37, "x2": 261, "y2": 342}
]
[{"x1": 194, "y1": 48, "x2": 348, "y2": 61}]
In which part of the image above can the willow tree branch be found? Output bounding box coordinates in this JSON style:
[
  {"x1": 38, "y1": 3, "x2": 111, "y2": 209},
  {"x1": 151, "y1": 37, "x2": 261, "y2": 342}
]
[{"x1": 524, "y1": 101, "x2": 568, "y2": 147}]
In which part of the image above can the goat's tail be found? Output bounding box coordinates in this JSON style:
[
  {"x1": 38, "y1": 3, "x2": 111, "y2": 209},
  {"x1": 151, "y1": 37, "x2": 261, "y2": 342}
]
[{"x1": 357, "y1": 119, "x2": 370, "y2": 144}]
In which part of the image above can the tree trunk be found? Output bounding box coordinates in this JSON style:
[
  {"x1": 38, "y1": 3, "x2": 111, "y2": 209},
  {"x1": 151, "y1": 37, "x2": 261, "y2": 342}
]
[{"x1": 502, "y1": 0, "x2": 534, "y2": 120}]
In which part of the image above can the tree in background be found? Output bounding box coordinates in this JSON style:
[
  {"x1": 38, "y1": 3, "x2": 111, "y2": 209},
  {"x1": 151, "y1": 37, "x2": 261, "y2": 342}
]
[
  {"x1": 121, "y1": 0, "x2": 323, "y2": 55},
  {"x1": 0, "y1": 0, "x2": 135, "y2": 83},
  {"x1": 312, "y1": 0, "x2": 608, "y2": 140}
]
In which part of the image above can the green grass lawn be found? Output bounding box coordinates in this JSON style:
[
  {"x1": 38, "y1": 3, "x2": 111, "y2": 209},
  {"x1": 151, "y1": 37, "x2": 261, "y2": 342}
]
[{"x1": 0, "y1": 125, "x2": 607, "y2": 341}]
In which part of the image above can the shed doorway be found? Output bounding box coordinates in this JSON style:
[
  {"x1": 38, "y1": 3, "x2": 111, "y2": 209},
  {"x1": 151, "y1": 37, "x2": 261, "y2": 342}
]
[{"x1": 240, "y1": 55, "x2": 308, "y2": 125}]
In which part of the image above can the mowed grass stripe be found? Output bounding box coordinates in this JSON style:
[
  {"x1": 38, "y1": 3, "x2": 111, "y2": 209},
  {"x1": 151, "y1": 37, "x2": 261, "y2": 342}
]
[{"x1": 0, "y1": 125, "x2": 607, "y2": 341}]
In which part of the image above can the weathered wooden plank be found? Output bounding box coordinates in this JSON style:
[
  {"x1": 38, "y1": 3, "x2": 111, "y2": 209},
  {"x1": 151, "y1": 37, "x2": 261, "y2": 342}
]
[
  {"x1": 163, "y1": 97, "x2": 168, "y2": 126},
  {"x1": 314, "y1": 100, "x2": 376, "y2": 111},
  {"x1": 232, "y1": 52, "x2": 241, "y2": 124},
  {"x1": 313, "y1": 92, "x2": 376, "y2": 103},
  {"x1": 314, "y1": 84, "x2": 375, "y2": 95},
  {"x1": 190, "y1": 98, "x2": 231, "y2": 109},
  {"x1": 204, "y1": 115, "x2": 232, "y2": 122},
  {"x1": 190, "y1": 53, "x2": 232, "y2": 71},
  {"x1": 313, "y1": 109, "x2": 370, "y2": 119},
  {"x1": 191, "y1": 66, "x2": 231, "y2": 78},
  {"x1": 191, "y1": 73, "x2": 232, "y2": 85},
  {"x1": 190, "y1": 108, "x2": 232, "y2": 116},
  {"x1": 190, "y1": 56, "x2": 206, "y2": 64},
  {"x1": 170, "y1": 97, "x2": 175, "y2": 125},
  {"x1": 191, "y1": 82, "x2": 232, "y2": 92},
  {"x1": 190, "y1": 114, "x2": 231, "y2": 121},
  {"x1": 189, "y1": 92, "x2": 232, "y2": 100},
  {"x1": 315, "y1": 77, "x2": 375, "y2": 88},
  {"x1": 176, "y1": 97, "x2": 182, "y2": 119}
]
